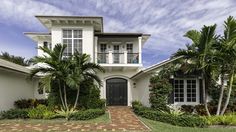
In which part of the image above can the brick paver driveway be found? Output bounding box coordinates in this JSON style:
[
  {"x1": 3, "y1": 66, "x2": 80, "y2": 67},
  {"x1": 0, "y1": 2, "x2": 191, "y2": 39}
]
[{"x1": 0, "y1": 106, "x2": 149, "y2": 131}]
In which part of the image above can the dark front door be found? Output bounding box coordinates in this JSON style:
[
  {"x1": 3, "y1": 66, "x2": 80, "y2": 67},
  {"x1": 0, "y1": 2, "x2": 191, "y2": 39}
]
[{"x1": 106, "y1": 78, "x2": 127, "y2": 106}]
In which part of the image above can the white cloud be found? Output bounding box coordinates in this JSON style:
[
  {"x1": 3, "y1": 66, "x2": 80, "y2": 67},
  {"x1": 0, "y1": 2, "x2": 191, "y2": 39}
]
[
  {"x1": 0, "y1": 0, "x2": 71, "y2": 30},
  {"x1": 1, "y1": 0, "x2": 236, "y2": 66}
]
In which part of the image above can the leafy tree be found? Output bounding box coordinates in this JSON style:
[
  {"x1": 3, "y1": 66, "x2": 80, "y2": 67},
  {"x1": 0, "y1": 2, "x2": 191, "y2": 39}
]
[{"x1": 0, "y1": 52, "x2": 31, "y2": 66}]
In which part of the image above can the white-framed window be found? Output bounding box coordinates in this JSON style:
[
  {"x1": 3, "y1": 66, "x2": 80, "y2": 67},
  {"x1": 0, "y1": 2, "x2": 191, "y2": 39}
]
[
  {"x1": 100, "y1": 44, "x2": 107, "y2": 53},
  {"x1": 174, "y1": 78, "x2": 199, "y2": 104},
  {"x1": 62, "y1": 29, "x2": 83, "y2": 56},
  {"x1": 126, "y1": 43, "x2": 133, "y2": 53}
]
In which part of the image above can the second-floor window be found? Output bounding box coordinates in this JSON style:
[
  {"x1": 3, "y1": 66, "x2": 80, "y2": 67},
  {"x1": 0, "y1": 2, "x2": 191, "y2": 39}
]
[
  {"x1": 43, "y1": 41, "x2": 52, "y2": 50},
  {"x1": 100, "y1": 44, "x2": 107, "y2": 52},
  {"x1": 63, "y1": 29, "x2": 82, "y2": 56},
  {"x1": 126, "y1": 43, "x2": 133, "y2": 53}
]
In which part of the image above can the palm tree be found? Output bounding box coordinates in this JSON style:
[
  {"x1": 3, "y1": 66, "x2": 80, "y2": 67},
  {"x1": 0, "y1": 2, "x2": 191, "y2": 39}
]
[
  {"x1": 66, "y1": 52, "x2": 105, "y2": 109},
  {"x1": 173, "y1": 25, "x2": 217, "y2": 116},
  {"x1": 219, "y1": 16, "x2": 236, "y2": 115},
  {"x1": 0, "y1": 52, "x2": 31, "y2": 66},
  {"x1": 30, "y1": 44, "x2": 69, "y2": 110}
]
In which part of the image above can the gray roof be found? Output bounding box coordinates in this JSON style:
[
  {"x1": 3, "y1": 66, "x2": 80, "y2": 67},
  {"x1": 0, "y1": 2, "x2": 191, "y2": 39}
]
[
  {"x1": 0, "y1": 58, "x2": 31, "y2": 74},
  {"x1": 23, "y1": 32, "x2": 51, "y2": 36},
  {"x1": 95, "y1": 32, "x2": 151, "y2": 36}
]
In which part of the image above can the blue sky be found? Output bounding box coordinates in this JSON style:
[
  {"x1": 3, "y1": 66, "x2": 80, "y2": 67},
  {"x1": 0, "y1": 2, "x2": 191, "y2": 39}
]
[{"x1": 0, "y1": 0, "x2": 236, "y2": 67}]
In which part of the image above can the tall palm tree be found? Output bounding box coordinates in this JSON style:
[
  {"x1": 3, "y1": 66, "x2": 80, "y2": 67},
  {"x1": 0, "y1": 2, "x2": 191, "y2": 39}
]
[
  {"x1": 66, "y1": 52, "x2": 105, "y2": 109},
  {"x1": 30, "y1": 44, "x2": 69, "y2": 110},
  {"x1": 173, "y1": 25, "x2": 217, "y2": 116},
  {"x1": 219, "y1": 16, "x2": 236, "y2": 115}
]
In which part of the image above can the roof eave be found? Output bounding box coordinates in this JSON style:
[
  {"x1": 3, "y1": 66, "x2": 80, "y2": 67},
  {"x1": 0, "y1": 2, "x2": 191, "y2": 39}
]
[{"x1": 130, "y1": 56, "x2": 183, "y2": 79}]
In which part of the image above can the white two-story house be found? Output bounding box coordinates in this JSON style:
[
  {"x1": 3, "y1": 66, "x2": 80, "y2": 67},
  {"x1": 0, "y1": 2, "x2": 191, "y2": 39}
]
[{"x1": 23, "y1": 15, "x2": 204, "y2": 107}]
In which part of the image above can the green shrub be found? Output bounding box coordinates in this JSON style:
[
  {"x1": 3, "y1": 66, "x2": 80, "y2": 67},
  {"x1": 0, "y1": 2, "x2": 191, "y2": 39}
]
[
  {"x1": 205, "y1": 114, "x2": 236, "y2": 125},
  {"x1": 48, "y1": 80, "x2": 104, "y2": 109},
  {"x1": 133, "y1": 104, "x2": 207, "y2": 127},
  {"x1": 70, "y1": 109, "x2": 105, "y2": 120},
  {"x1": 43, "y1": 111, "x2": 56, "y2": 119},
  {"x1": 0, "y1": 109, "x2": 29, "y2": 119},
  {"x1": 28, "y1": 105, "x2": 49, "y2": 119},
  {"x1": 132, "y1": 100, "x2": 142, "y2": 107},
  {"x1": 79, "y1": 84, "x2": 106, "y2": 109},
  {"x1": 181, "y1": 105, "x2": 195, "y2": 114},
  {"x1": 149, "y1": 75, "x2": 172, "y2": 112},
  {"x1": 14, "y1": 99, "x2": 48, "y2": 109},
  {"x1": 55, "y1": 107, "x2": 78, "y2": 120},
  {"x1": 86, "y1": 99, "x2": 106, "y2": 109}
]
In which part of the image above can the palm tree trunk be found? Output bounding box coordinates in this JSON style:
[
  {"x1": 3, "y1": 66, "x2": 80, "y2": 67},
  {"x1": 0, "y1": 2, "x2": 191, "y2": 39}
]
[
  {"x1": 58, "y1": 80, "x2": 65, "y2": 109},
  {"x1": 221, "y1": 71, "x2": 234, "y2": 115},
  {"x1": 216, "y1": 74, "x2": 225, "y2": 115},
  {"x1": 203, "y1": 77, "x2": 211, "y2": 116},
  {"x1": 73, "y1": 86, "x2": 80, "y2": 109},
  {"x1": 63, "y1": 84, "x2": 68, "y2": 110}
]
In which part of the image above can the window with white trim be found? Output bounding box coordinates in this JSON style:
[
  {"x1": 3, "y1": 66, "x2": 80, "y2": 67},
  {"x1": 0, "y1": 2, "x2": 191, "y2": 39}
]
[
  {"x1": 174, "y1": 80, "x2": 184, "y2": 102},
  {"x1": 174, "y1": 79, "x2": 198, "y2": 103},
  {"x1": 62, "y1": 29, "x2": 82, "y2": 56},
  {"x1": 187, "y1": 80, "x2": 197, "y2": 102},
  {"x1": 43, "y1": 41, "x2": 52, "y2": 50},
  {"x1": 126, "y1": 43, "x2": 133, "y2": 53}
]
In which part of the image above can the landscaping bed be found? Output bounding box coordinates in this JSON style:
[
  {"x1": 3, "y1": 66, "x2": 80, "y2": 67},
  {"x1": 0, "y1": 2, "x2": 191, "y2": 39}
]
[
  {"x1": 0, "y1": 106, "x2": 106, "y2": 121},
  {"x1": 0, "y1": 98, "x2": 106, "y2": 121},
  {"x1": 140, "y1": 117, "x2": 236, "y2": 132},
  {"x1": 132, "y1": 101, "x2": 236, "y2": 128},
  {"x1": 132, "y1": 102, "x2": 207, "y2": 127}
]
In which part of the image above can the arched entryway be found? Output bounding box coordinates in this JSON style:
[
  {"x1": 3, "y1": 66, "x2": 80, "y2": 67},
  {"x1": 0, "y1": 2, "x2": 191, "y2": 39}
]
[{"x1": 106, "y1": 78, "x2": 128, "y2": 106}]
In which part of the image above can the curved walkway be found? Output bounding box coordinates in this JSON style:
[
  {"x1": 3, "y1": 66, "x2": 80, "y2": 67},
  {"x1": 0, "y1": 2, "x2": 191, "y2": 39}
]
[{"x1": 0, "y1": 106, "x2": 149, "y2": 131}]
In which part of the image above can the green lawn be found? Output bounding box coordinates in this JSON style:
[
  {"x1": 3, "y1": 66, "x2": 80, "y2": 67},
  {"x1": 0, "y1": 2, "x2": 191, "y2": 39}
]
[
  {"x1": 0, "y1": 112, "x2": 110, "y2": 124},
  {"x1": 139, "y1": 117, "x2": 236, "y2": 132}
]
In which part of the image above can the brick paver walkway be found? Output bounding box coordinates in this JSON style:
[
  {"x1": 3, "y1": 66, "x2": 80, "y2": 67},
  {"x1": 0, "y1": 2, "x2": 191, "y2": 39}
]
[{"x1": 0, "y1": 106, "x2": 149, "y2": 131}]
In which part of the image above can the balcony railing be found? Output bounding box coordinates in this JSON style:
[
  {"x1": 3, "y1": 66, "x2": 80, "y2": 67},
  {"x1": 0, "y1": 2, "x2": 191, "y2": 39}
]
[
  {"x1": 97, "y1": 53, "x2": 109, "y2": 63},
  {"x1": 97, "y1": 52, "x2": 139, "y2": 64},
  {"x1": 127, "y1": 53, "x2": 139, "y2": 64}
]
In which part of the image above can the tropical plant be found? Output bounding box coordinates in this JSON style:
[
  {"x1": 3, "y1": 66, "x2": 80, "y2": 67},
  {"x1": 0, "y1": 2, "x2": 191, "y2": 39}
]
[
  {"x1": 30, "y1": 44, "x2": 104, "y2": 113},
  {"x1": 0, "y1": 52, "x2": 31, "y2": 66},
  {"x1": 55, "y1": 107, "x2": 77, "y2": 120},
  {"x1": 217, "y1": 16, "x2": 236, "y2": 115},
  {"x1": 30, "y1": 44, "x2": 70, "y2": 110},
  {"x1": 173, "y1": 25, "x2": 217, "y2": 116},
  {"x1": 66, "y1": 51, "x2": 104, "y2": 109}
]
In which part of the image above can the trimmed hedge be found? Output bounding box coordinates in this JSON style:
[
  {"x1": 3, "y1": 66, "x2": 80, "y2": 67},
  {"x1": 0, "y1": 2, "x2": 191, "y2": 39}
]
[
  {"x1": 0, "y1": 109, "x2": 29, "y2": 119},
  {"x1": 70, "y1": 109, "x2": 105, "y2": 120},
  {"x1": 133, "y1": 104, "x2": 207, "y2": 127}
]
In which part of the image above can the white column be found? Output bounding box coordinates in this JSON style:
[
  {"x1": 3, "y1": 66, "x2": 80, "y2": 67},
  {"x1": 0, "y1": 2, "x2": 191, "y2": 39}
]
[
  {"x1": 124, "y1": 51, "x2": 127, "y2": 64},
  {"x1": 108, "y1": 51, "x2": 113, "y2": 64},
  {"x1": 138, "y1": 37, "x2": 142, "y2": 64},
  {"x1": 94, "y1": 37, "x2": 98, "y2": 63}
]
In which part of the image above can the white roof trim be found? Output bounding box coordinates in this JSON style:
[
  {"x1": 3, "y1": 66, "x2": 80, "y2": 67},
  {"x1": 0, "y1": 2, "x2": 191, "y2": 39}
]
[
  {"x1": 131, "y1": 56, "x2": 183, "y2": 79},
  {"x1": 0, "y1": 58, "x2": 31, "y2": 74}
]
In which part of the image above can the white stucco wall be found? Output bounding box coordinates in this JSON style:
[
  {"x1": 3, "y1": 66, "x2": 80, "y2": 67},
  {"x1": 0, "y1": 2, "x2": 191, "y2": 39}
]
[
  {"x1": 0, "y1": 69, "x2": 38, "y2": 111},
  {"x1": 37, "y1": 39, "x2": 51, "y2": 57},
  {"x1": 132, "y1": 74, "x2": 151, "y2": 107}
]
